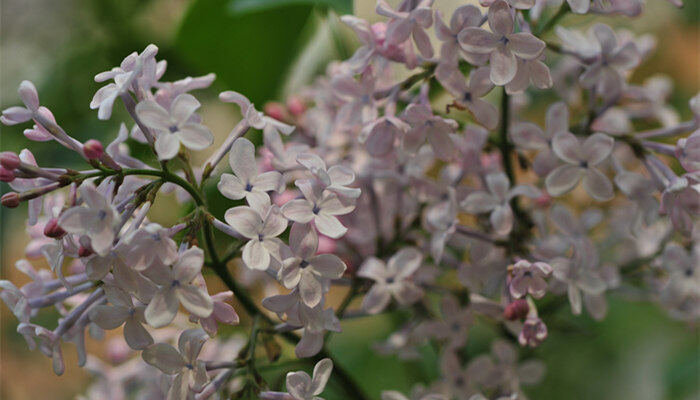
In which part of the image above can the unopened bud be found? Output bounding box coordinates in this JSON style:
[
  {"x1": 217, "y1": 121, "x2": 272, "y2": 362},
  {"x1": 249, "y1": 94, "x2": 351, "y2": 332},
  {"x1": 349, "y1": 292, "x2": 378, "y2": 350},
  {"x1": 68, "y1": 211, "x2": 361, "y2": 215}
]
[
  {"x1": 286, "y1": 96, "x2": 306, "y2": 117},
  {"x1": 78, "y1": 246, "x2": 94, "y2": 258},
  {"x1": 0, "y1": 167, "x2": 15, "y2": 182},
  {"x1": 43, "y1": 218, "x2": 66, "y2": 239},
  {"x1": 83, "y1": 139, "x2": 104, "y2": 160},
  {"x1": 503, "y1": 299, "x2": 529, "y2": 321},
  {"x1": 264, "y1": 102, "x2": 287, "y2": 122},
  {"x1": 0, "y1": 152, "x2": 21, "y2": 170},
  {"x1": 1, "y1": 192, "x2": 20, "y2": 208}
]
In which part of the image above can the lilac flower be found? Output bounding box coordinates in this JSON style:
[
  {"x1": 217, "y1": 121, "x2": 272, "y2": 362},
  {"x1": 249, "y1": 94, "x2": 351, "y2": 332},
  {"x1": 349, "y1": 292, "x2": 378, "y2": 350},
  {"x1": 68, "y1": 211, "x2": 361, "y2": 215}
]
[
  {"x1": 422, "y1": 294, "x2": 473, "y2": 350},
  {"x1": 480, "y1": 0, "x2": 535, "y2": 10},
  {"x1": 220, "y1": 91, "x2": 294, "y2": 136},
  {"x1": 403, "y1": 103, "x2": 459, "y2": 161},
  {"x1": 360, "y1": 106, "x2": 410, "y2": 157},
  {"x1": 461, "y1": 172, "x2": 540, "y2": 236},
  {"x1": 382, "y1": 390, "x2": 447, "y2": 400},
  {"x1": 458, "y1": 0, "x2": 545, "y2": 85},
  {"x1": 142, "y1": 328, "x2": 209, "y2": 399},
  {"x1": 435, "y1": 5, "x2": 484, "y2": 65},
  {"x1": 224, "y1": 205, "x2": 287, "y2": 270},
  {"x1": 91, "y1": 44, "x2": 159, "y2": 120},
  {"x1": 509, "y1": 260, "x2": 552, "y2": 299},
  {"x1": 296, "y1": 153, "x2": 361, "y2": 199},
  {"x1": 8, "y1": 149, "x2": 45, "y2": 225},
  {"x1": 89, "y1": 285, "x2": 153, "y2": 350},
  {"x1": 282, "y1": 180, "x2": 354, "y2": 239},
  {"x1": 519, "y1": 317, "x2": 548, "y2": 347},
  {"x1": 218, "y1": 138, "x2": 282, "y2": 211},
  {"x1": 546, "y1": 132, "x2": 615, "y2": 201},
  {"x1": 144, "y1": 247, "x2": 213, "y2": 328},
  {"x1": 436, "y1": 65, "x2": 498, "y2": 129},
  {"x1": 121, "y1": 223, "x2": 179, "y2": 271},
  {"x1": 332, "y1": 70, "x2": 378, "y2": 132},
  {"x1": 58, "y1": 183, "x2": 119, "y2": 256},
  {"x1": 1, "y1": 80, "x2": 39, "y2": 125},
  {"x1": 191, "y1": 291, "x2": 239, "y2": 337},
  {"x1": 505, "y1": 55, "x2": 552, "y2": 94},
  {"x1": 551, "y1": 257, "x2": 607, "y2": 318},
  {"x1": 135, "y1": 93, "x2": 214, "y2": 160},
  {"x1": 279, "y1": 223, "x2": 346, "y2": 307},
  {"x1": 659, "y1": 175, "x2": 700, "y2": 236},
  {"x1": 510, "y1": 101, "x2": 570, "y2": 177},
  {"x1": 376, "y1": 0, "x2": 434, "y2": 59},
  {"x1": 358, "y1": 247, "x2": 424, "y2": 314},
  {"x1": 285, "y1": 358, "x2": 332, "y2": 400}
]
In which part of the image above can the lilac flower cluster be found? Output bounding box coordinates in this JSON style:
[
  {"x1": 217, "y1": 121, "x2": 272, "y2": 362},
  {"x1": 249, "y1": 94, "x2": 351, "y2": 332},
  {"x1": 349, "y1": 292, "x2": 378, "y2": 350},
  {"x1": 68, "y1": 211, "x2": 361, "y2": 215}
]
[{"x1": 0, "y1": 0, "x2": 697, "y2": 399}]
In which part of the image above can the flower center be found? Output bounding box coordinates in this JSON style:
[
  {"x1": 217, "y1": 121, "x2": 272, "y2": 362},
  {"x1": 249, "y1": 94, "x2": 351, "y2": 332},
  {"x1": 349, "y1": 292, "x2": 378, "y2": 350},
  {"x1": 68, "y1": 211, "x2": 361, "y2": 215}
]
[{"x1": 168, "y1": 125, "x2": 179, "y2": 133}]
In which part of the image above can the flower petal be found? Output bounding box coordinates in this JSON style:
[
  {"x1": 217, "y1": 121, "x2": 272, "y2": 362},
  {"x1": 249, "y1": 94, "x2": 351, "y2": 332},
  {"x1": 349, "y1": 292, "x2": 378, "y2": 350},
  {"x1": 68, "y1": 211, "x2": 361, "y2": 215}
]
[{"x1": 545, "y1": 164, "x2": 584, "y2": 197}]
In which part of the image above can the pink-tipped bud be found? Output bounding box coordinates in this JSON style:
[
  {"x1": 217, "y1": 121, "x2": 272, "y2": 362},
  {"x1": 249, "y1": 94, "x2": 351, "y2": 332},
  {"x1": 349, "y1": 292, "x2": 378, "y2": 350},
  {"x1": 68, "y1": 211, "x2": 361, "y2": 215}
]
[
  {"x1": 78, "y1": 246, "x2": 93, "y2": 258},
  {"x1": 535, "y1": 193, "x2": 552, "y2": 208},
  {"x1": 0, "y1": 167, "x2": 15, "y2": 182},
  {"x1": 83, "y1": 139, "x2": 104, "y2": 160},
  {"x1": 503, "y1": 299, "x2": 529, "y2": 321},
  {"x1": 286, "y1": 96, "x2": 306, "y2": 117},
  {"x1": 0, "y1": 152, "x2": 21, "y2": 170},
  {"x1": 1, "y1": 192, "x2": 20, "y2": 208},
  {"x1": 43, "y1": 218, "x2": 66, "y2": 239},
  {"x1": 264, "y1": 102, "x2": 287, "y2": 122}
]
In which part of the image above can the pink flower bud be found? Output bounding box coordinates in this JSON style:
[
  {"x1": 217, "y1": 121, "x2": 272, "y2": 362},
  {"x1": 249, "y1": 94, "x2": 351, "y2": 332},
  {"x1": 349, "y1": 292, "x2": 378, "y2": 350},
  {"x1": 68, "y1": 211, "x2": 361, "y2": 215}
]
[
  {"x1": 264, "y1": 102, "x2": 287, "y2": 122},
  {"x1": 503, "y1": 299, "x2": 529, "y2": 321},
  {"x1": 518, "y1": 317, "x2": 548, "y2": 347},
  {"x1": 1, "y1": 192, "x2": 20, "y2": 208},
  {"x1": 43, "y1": 218, "x2": 66, "y2": 239},
  {"x1": 0, "y1": 167, "x2": 15, "y2": 182},
  {"x1": 83, "y1": 139, "x2": 104, "y2": 160},
  {"x1": 0, "y1": 152, "x2": 21, "y2": 170},
  {"x1": 286, "y1": 96, "x2": 306, "y2": 117},
  {"x1": 317, "y1": 235, "x2": 338, "y2": 254},
  {"x1": 78, "y1": 246, "x2": 94, "y2": 258},
  {"x1": 535, "y1": 193, "x2": 552, "y2": 208}
]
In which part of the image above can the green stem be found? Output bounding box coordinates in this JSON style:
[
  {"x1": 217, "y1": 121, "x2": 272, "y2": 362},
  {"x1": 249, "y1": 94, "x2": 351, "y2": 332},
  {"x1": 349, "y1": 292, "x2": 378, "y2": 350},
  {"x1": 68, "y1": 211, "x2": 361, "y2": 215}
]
[{"x1": 536, "y1": 2, "x2": 570, "y2": 36}]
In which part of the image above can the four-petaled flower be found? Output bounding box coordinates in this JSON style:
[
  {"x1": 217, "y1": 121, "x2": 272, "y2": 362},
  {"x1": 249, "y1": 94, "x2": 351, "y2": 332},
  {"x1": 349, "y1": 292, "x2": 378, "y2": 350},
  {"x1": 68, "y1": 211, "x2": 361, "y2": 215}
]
[
  {"x1": 89, "y1": 285, "x2": 153, "y2": 349},
  {"x1": 285, "y1": 358, "x2": 333, "y2": 400},
  {"x1": 224, "y1": 205, "x2": 287, "y2": 270},
  {"x1": 359, "y1": 247, "x2": 424, "y2": 314},
  {"x1": 135, "y1": 93, "x2": 214, "y2": 160},
  {"x1": 509, "y1": 260, "x2": 552, "y2": 299},
  {"x1": 282, "y1": 180, "x2": 354, "y2": 239}
]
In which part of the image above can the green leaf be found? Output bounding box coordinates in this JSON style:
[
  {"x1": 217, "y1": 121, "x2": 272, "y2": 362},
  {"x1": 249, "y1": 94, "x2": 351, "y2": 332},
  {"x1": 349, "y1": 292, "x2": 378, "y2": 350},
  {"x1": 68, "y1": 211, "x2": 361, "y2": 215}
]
[{"x1": 176, "y1": 0, "x2": 353, "y2": 105}]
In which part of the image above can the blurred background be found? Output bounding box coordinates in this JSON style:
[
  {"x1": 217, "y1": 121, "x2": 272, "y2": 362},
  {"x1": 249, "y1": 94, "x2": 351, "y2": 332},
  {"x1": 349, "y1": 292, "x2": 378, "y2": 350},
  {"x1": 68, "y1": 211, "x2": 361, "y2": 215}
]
[{"x1": 1, "y1": 0, "x2": 698, "y2": 399}]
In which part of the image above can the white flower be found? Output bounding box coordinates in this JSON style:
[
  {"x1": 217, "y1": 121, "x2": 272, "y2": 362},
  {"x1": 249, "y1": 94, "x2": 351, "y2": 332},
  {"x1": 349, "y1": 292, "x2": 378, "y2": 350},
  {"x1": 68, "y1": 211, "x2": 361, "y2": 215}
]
[
  {"x1": 279, "y1": 223, "x2": 346, "y2": 307},
  {"x1": 89, "y1": 285, "x2": 153, "y2": 350},
  {"x1": 142, "y1": 328, "x2": 209, "y2": 400},
  {"x1": 58, "y1": 182, "x2": 119, "y2": 256},
  {"x1": 135, "y1": 93, "x2": 214, "y2": 160},
  {"x1": 358, "y1": 247, "x2": 424, "y2": 314},
  {"x1": 224, "y1": 205, "x2": 287, "y2": 270},
  {"x1": 282, "y1": 180, "x2": 355, "y2": 239},
  {"x1": 1, "y1": 80, "x2": 39, "y2": 125},
  {"x1": 461, "y1": 172, "x2": 540, "y2": 236},
  {"x1": 545, "y1": 132, "x2": 615, "y2": 201},
  {"x1": 376, "y1": 0, "x2": 435, "y2": 58},
  {"x1": 218, "y1": 137, "x2": 282, "y2": 211},
  {"x1": 144, "y1": 247, "x2": 213, "y2": 328},
  {"x1": 285, "y1": 358, "x2": 333, "y2": 400}
]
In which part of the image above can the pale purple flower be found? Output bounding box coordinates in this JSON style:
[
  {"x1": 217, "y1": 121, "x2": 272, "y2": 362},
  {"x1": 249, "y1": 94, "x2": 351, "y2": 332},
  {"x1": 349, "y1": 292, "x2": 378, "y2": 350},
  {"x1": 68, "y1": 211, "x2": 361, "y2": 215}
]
[
  {"x1": 58, "y1": 182, "x2": 119, "y2": 256},
  {"x1": 91, "y1": 44, "x2": 159, "y2": 120},
  {"x1": 332, "y1": 70, "x2": 378, "y2": 132},
  {"x1": 121, "y1": 223, "x2": 179, "y2": 271},
  {"x1": 285, "y1": 358, "x2": 332, "y2": 400},
  {"x1": 518, "y1": 317, "x2": 548, "y2": 347},
  {"x1": 358, "y1": 247, "x2": 424, "y2": 314},
  {"x1": 461, "y1": 172, "x2": 540, "y2": 236},
  {"x1": 510, "y1": 101, "x2": 569, "y2": 176},
  {"x1": 142, "y1": 328, "x2": 209, "y2": 399},
  {"x1": 403, "y1": 103, "x2": 459, "y2": 161},
  {"x1": 423, "y1": 294, "x2": 473, "y2": 350},
  {"x1": 458, "y1": 0, "x2": 546, "y2": 85},
  {"x1": 144, "y1": 247, "x2": 213, "y2": 328},
  {"x1": 551, "y1": 257, "x2": 607, "y2": 318},
  {"x1": 545, "y1": 132, "x2": 615, "y2": 201},
  {"x1": 135, "y1": 93, "x2": 214, "y2": 160},
  {"x1": 224, "y1": 205, "x2": 287, "y2": 270},
  {"x1": 296, "y1": 153, "x2": 361, "y2": 199},
  {"x1": 360, "y1": 107, "x2": 411, "y2": 157},
  {"x1": 89, "y1": 285, "x2": 153, "y2": 350},
  {"x1": 376, "y1": 0, "x2": 434, "y2": 59},
  {"x1": 436, "y1": 65, "x2": 498, "y2": 129},
  {"x1": 1, "y1": 80, "x2": 39, "y2": 125},
  {"x1": 614, "y1": 170, "x2": 659, "y2": 225},
  {"x1": 8, "y1": 149, "x2": 45, "y2": 225},
  {"x1": 434, "y1": 5, "x2": 484, "y2": 65},
  {"x1": 509, "y1": 260, "x2": 552, "y2": 299},
  {"x1": 659, "y1": 175, "x2": 700, "y2": 236},
  {"x1": 480, "y1": 0, "x2": 535, "y2": 10},
  {"x1": 676, "y1": 130, "x2": 700, "y2": 173},
  {"x1": 279, "y1": 223, "x2": 346, "y2": 307},
  {"x1": 218, "y1": 137, "x2": 282, "y2": 211},
  {"x1": 282, "y1": 180, "x2": 354, "y2": 239},
  {"x1": 219, "y1": 91, "x2": 294, "y2": 136},
  {"x1": 191, "y1": 291, "x2": 239, "y2": 337},
  {"x1": 505, "y1": 55, "x2": 552, "y2": 94}
]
